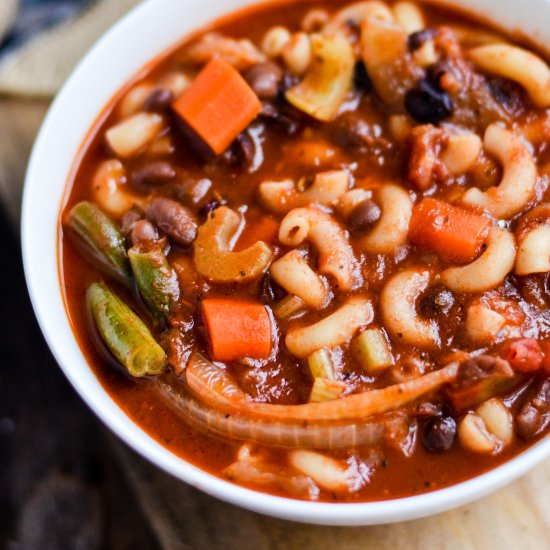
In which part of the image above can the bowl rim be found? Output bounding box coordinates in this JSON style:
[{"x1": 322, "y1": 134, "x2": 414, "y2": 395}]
[{"x1": 21, "y1": 0, "x2": 550, "y2": 526}]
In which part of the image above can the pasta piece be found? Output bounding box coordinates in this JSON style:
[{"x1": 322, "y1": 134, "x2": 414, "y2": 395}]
[
  {"x1": 515, "y1": 225, "x2": 550, "y2": 275},
  {"x1": 194, "y1": 206, "x2": 273, "y2": 283},
  {"x1": 323, "y1": 1, "x2": 393, "y2": 36},
  {"x1": 288, "y1": 451, "x2": 352, "y2": 492},
  {"x1": 468, "y1": 44, "x2": 550, "y2": 108},
  {"x1": 282, "y1": 33, "x2": 312, "y2": 75},
  {"x1": 259, "y1": 170, "x2": 349, "y2": 213},
  {"x1": 380, "y1": 268, "x2": 439, "y2": 347},
  {"x1": 359, "y1": 184, "x2": 413, "y2": 254},
  {"x1": 440, "y1": 227, "x2": 516, "y2": 294},
  {"x1": 279, "y1": 207, "x2": 359, "y2": 290},
  {"x1": 285, "y1": 297, "x2": 373, "y2": 358},
  {"x1": 464, "y1": 304, "x2": 506, "y2": 344},
  {"x1": 462, "y1": 124, "x2": 537, "y2": 219},
  {"x1": 337, "y1": 189, "x2": 373, "y2": 218},
  {"x1": 270, "y1": 250, "x2": 328, "y2": 309},
  {"x1": 440, "y1": 133, "x2": 482, "y2": 176},
  {"x1": 392, "y1": 2, "x2": 424, "y2": 32}
]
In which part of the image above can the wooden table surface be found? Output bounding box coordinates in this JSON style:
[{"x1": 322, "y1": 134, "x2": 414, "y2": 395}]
[{"x1": 3, "y1": 97, "x2": 550, "y2": 550}]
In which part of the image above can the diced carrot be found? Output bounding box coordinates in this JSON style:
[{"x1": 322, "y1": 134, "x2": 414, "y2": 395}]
[
  {"x1": 500, "y1": 338, "x2": 544, "y2": 373},
  {"x1": 235, "y1": 215, "x2": 279, "y2": 251},
  {"x1": 408, "y1": 198, "x2": 491, "y2": 264},
  {"x1": 202, "y1": 298, "x2": 272, "y2": 361},
  {"x1": 172, "y1": 58, "x2": 261, "y2": 155}
]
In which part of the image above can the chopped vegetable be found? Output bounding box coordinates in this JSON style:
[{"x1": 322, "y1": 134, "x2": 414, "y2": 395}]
[
  {"x1": 128, "y1": 245, "x2": 180, "y2": 323},
  {"x1": 354, "y1": 328, "x2": 394, "y2": 375},
  {"x1": 307, "y1": 348, "x2": 335, "y2": 380},
  {"x1": 408, "y1": 198, "x2": 491, "y2": 264},
  {"x1": 272, "y1": 294, "x2": 306, "y2": 319},
  {"x1": 285, "y1": 34, "x2": 354, "y2": 121},
  {"x1": 105, "y1": 113, "x2": 164, "y2": 158},
  {"x1": 235, "y1": 215, "x2": 279, "y2": 250},
  {"x1": 172, "y1": 58, "x2": 262, "y2": 155},
  {"x1": 87, "y1": 282, "x2": 167, "y2": 377},
  {"x1": 500, "y1": 338, "x2": 544, "y2": 373},
  {"x1": 67, "y1": 201, "x2": 132, "y2": 285},
  {"x1": 447, "y1": 355, "x2": 516, "y2": 410},
  {"x1": 194, "y1": 206, "x2": 273, "y2": 283},
  {"x1": 309, "y1": 377, "x2": 347, "y2": 403},
  {"x1": 202, "y1": 298, "x2": 272, "y2": 361}
]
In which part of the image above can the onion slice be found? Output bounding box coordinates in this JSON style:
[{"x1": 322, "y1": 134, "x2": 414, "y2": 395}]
[
  {"x1": 158, "y1": 374, "x2": 384, "y2": 449},
  {"x1": 186, "y1": 353, "x2": 458, "y2": 422}
]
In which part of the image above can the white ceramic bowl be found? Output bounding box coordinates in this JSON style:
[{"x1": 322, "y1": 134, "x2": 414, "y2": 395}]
[{"x1": 21, "y1": 0, "x2": 550, "y2": 526}]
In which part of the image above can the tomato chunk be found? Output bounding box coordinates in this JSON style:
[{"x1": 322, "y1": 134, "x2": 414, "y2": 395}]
[{"x1": 500, "y1": 338, "x2": 544, "y2": 373}]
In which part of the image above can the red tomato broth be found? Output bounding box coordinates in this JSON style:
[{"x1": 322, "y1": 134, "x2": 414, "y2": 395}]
[{"x1": 59, "y1": 0, "x2": 550, "y2": 501}]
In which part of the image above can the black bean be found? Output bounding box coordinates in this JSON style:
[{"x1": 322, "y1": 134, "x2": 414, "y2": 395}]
[
  {"x1": 146, "y1": 198, "x2": 197, "y2": 247},
  {"x1": 199, "y1": 200, "x2": 222, "y2": 217},
  {"x1": 132, "y1": 161, "x2": 176, "y2": 188},
  {"x1": 260, "y1": 102, "x2": 301, "y2": 135},
  {"x1": 144, "y1": 87, "x2": 174, "y2": 112},
  {"x1": 245, "y1": 61, "x2": 284, "y2": 100},
  {"x1": 423, "y1": 416, "x2": 456, "y2": 453},
  {"x1": 405, "y1": 79, "x2": 453, "y2": 123},
  {"x1": 517, "y1": 379, "x2": 550, "y2": 440},
  {"x1": 408, "y1": 28, "x2": 437, "y2": 51},
  {"x1": 419, "y1": 286, "x2": 455, "y2": 317},
  {"x1": 222, "y1": 132, "x2": 256, "y2": 167},
  {"x1": 353, "y1": 61, "x2": 371, "y2": 92},
  {"x1": 348, "y1": 200, "x2": 381, "y2": 233}
]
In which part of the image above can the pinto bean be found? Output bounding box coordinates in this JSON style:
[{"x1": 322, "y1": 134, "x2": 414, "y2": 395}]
[
  {"x1": 144, "y1": 87, "x2": 175, "y2": 112},
  {"x1": 132, "y1": 161, "x2": 176, "y2": 188},
  {"x1": 516, "y1": 379, "x2": 550, "y2": 440},
  {"x1": 348, "y1": 200, "x2": 381, "y2": 233},
  {"x1": 120, "y1": 208, "x2": 142, "y2": 240},
  {"x1": 245, "y1": 61, "x2": 284, "y2": 100},
  {"x1": 131, "y1": 219, "x2": 160, "y2": 246},
  {"x1": 146, "y1": 198, "x2": 198, "y2": 247}
]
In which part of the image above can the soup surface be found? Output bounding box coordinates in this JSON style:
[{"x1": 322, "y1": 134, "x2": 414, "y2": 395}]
[{"x1": 60, "y1": 0, "x2": 550, "y2": 502}]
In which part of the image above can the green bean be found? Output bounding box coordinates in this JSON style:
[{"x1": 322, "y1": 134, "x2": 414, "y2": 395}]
[
  {"x1": 87, "y1": 282, "x2": 167, "y2": 377},
  {"x1": 67, "y1": 201, "x2": 132, "y2": 285},
  {"x1": 128, "y1": 245, "x2": 180, "y2": 323}
]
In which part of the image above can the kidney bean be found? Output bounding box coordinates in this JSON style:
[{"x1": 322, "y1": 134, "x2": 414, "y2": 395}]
[
  {"x1": 245, "y1": 61, "x2": 284, "y2": 100},
  {"x1": 423, "y1": 416, "x2": 456, "y2": 453},
  {"x1": 131, "y1": 161, "x2": 176, "y2": 188},
  {"x1": 348, "y1": 200, "x2": 381, "y2": 233},
  {"x1": 120, "y1": 208, "x2": 142, "y2": 240},
  {"x1": 146, "y1": 197, "x2": 197, "y2": 247},
  {"x1": 130, "y1": 219, "x2": 160, "y2": 246},
  {"x1": 144, "y1": 87, "x2": 174, "y2": 112},
  {"x1": 516, "y1": 379, "x2": 550, "y2": 440}
]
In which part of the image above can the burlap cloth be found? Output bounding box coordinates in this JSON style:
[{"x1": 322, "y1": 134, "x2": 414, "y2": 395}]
[{"x1": 4, "y1": 3, "x2": 550, "y2": 548}]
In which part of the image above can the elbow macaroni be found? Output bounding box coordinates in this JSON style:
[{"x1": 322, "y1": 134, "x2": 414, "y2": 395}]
[
  {"x1": 279, "y1": 207, "x2": 359, "y2": 290},
  {"x1": 468, "y1": 44, "x2": 550, "y2": 108},
  {"x1": 359, "y1": 184, "x2": 413, "y2": 254},
  {"x1": 462, "y1": 124, "x2": 537, "y2": 219},
  {"x1": 259, "y1": 170, "x2": 349, "y2": 213},
  {"x1": 515, "y1": 225, "x2": 550, "y2": 275},
  {"x1": 381, "y1": 268, "x2": 439, "y2": 347},
  {"x1": 286, "y1": 297, "x2": 374, "y2": 358},
  {"x1": 270, "y1": 250, "x2": 329, "y2": 309},
  {"x1": 440, "y1": 227, "x2": 516, "y2": 294}
]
